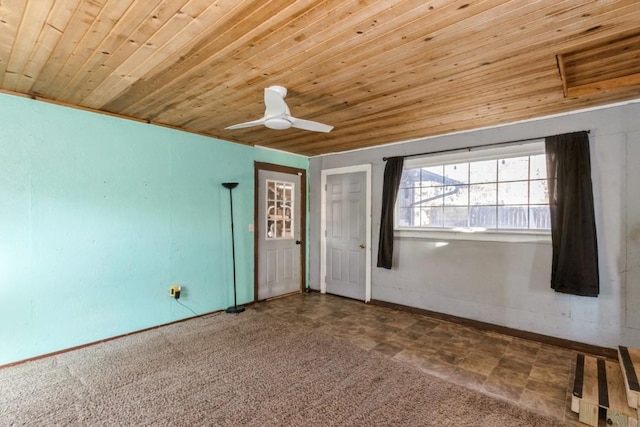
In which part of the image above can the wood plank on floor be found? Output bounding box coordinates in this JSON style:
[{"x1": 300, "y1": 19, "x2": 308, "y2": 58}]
[
  {"x1": 573, "y1": 353, "x2": 639, "y2": 427},
  {"x1": 619, "y1": 346, "x2": 640, "y2": 409}
]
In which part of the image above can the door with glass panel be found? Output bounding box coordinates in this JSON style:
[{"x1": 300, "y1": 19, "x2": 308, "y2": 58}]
[{"x1": 257, "y1": 169, "x2": 302, "y2": 300}]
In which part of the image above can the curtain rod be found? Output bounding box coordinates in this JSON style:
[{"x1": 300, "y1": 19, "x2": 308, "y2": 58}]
[{"x1": 382, "y1": 130, "x2": 590, "y2": 161}]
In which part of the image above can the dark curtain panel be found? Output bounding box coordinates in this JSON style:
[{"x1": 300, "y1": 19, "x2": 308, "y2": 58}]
[
  {"x1": 377, "y1": 156, "x2": 404, "y2": 269},
  {"x1": 545, "y1": 131, "x2": 599, "y2": 296}
]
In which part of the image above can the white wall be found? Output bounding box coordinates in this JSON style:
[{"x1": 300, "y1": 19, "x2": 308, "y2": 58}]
[{"x1": 309, "y1": 101, "x2": 640, "y2": 349}]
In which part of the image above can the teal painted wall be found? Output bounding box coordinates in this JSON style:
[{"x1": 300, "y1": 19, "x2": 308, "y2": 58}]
[{"x1": 0, "y1": 93, "x2": 308, "y2": 365}]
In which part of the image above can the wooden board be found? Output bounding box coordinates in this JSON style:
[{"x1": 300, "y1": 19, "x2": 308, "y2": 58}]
[
  {"x1": 573, "y1": 353, "x2": 638, "y2": 427},
  {"x1": 619, "y1": 346, "x2": 640, "y2": 409},
  {"x1": 607, "y1": 357, "x2": 639, "y2": 427}
]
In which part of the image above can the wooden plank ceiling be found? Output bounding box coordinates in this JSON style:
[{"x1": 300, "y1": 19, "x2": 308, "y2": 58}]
[{"x1": 1, "y1": 0, "x2": 640, "y2": 156}]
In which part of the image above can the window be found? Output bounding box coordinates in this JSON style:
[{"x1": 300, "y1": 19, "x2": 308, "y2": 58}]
[
  {"x1": 266, "y1": 179, "x2": 295, "y2": 239},
  {"x1": 396, "y1": 141, "x2": 549, "y2": 233}
]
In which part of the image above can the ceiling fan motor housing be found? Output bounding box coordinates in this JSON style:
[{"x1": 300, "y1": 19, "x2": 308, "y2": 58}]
[{"x1": 265, "y1": 117, "x2": 292, "y2": 130}]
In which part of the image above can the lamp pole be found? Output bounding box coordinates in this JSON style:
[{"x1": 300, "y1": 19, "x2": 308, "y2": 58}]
[{"x1": 222, "y1": 182, "x2": 245, "y2": 314}]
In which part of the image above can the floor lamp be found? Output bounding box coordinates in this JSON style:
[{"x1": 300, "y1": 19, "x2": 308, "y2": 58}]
[{"x1": 222, "y1": 182, "x2": 245, "y2": 314}]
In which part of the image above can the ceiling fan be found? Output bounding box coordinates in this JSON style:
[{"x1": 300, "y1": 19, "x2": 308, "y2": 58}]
[{"x1": 225, "y1": 86, "x2": 333, "y2": 133}]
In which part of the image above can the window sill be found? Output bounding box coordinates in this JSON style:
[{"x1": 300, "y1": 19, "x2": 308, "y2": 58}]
[{"x1": 394, "y1": 228, "x2": 552, "y2": 243}]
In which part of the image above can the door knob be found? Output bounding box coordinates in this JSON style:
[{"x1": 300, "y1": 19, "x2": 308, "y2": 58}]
[
  {"x1": 296, "y1": 240, "x2": 302, "y2": 245},
  {"x1": 359, "y1": 243, "x2": 365, "y2": 249}
]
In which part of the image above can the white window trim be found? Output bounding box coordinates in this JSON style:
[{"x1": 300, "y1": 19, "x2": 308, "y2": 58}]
[{"x1": 395, "y1": 140, "x2": 551, "y2": 243}]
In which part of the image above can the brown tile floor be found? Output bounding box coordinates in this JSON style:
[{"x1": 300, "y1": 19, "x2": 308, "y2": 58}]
[{"x1": 253, "y1": 292, "x2": 590, "y2": 426}]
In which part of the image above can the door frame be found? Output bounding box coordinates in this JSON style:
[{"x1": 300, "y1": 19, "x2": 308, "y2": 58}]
[
  {"x1": 254, "y1": 162, "x2": 307, "y2": 302},
  {"x1": 320, "y1": 164, "x2": 372, "y2": 302}
]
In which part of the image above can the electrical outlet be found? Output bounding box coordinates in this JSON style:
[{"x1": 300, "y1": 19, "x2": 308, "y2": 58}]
[{"x1": 169, "y1": 285, "x2": 181, "y2": 299}]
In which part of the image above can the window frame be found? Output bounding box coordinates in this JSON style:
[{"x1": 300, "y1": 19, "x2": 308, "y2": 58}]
[
  {"x1": 265, "y1": 179, "x2": 295, "y2": 240},
  {"x1": 394, "y1": 140, "x2": 552, "y2": 243}
]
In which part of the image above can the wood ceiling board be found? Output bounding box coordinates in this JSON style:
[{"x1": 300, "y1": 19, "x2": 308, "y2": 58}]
[
  {"x1": 124, "y1": 0, "x2": 353, "y2": 121},
  {"x1": 30, "y1": 1, "x2": 102, "y2": 97},
  {"x1": 567, "y1": 74, "x2": 640, "y2": 97},
  {"x1": 131, "y1": 0, "x2": 540, "y2": 132},
  {"x1": 82, "y1": 0, "x2": 243, "y2": 109},
  {"x1": 59, "y1": 0, "x2": 168, "y2": 105},
  {"x1": 563, "y1": 32, "x2": 640, "y2": 63},
  {"x1": 570, "y1": 54, "x2": 640, "y2": 87},
  {"x1": 42, "y1": 0, "x2": 134, "y2": 101},
  {"x1": 562, "y1": 34, "x2": 640, "y2": 86},
  {"x1": 102, "y1": 1, "x2": 318, "y2": 114},
  {"x1": 122, "y1": 0, "x2": 418, "y2": 122},
  {"x1": 215, "y1": 0, "x2": 632, "y2": 141},
  {"x1": 2, "y1": 0, "x2": 640, "y2": 156},
  {"x1": 17, "y1": 17, "x2": 65, "y2": 94},
  {"x1": 3, "y1": 0, "x2": 57, "y2": 92},
  {"x1": 258, "y1": 65, "x2": 561, "y2": 143},
  {"x1": 265, "y1": 77, "x2": 640, "y2": 154},
  {"x1": 208, "y1": 0, "x2": 513, "y2": 118},
  {"x1": 0, "y1": 0, "x2": 29, "y2": 86}
]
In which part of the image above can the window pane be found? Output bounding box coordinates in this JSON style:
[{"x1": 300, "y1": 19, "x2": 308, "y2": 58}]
[
  {"x1": 443, "y1": 185, "x2": 468, "y2": 206},
  {"x1": 444, "y1": 163, "x2": 468, "y2": 184},
  {"x1": 469, "y1": 159, "x2": 496, "y2": 183},
  {"x1": 530, "y1": 154, "x2": 547, "y2": 179},
  {"x1": 266, "y1": 180, "x2": 294, "y2": 240},
  {"x1": 470, "y1": 206, "x2": 497, "y2": 228},
  {"x1": 443, "y1": 206, "x2": 468, "y2": 227},
  {"x1": 498, "y1": 205, "x2": 529, "y2": 229},
  {"x1": 398, "y1": 188, "x2": 414, "y2": 208},
  {"x1": 401, "y1": 168, "x2": 418, "y2": 188},
  {"x1": 419, "y1": 206, "x2": 443, "y2": 227},
  {"x1": 530, "y1": 205, "x2": 551, "y2": 230},
  {"x1": 401, "y1": 166, "x2": 446, "y2": 188},
  {"x1": 400, "y1": 168, "x2": 419, "y2": 188},
  {"x1": 469, "y1": 183, "x2": 497, "y2": 205},
  {"x1": 420, "y1": 166, "x2": 445, "y2": 186},
  {"x1": 498, "y1": 156, "x2": 528, "y2": 181},
  {"x1": 498, "y1": 181, "x2": 528, "y2": 205},
  {"x1": 399, "y1": 187, "x2": 444, "y2": 208},
  {"x1": 397, "y1": 207, "x2": 414, "y2": 226},
  {"x1": 529, "y1": 179, "x2": 549, "y2": 204},
  {"x1": 418, "y1": 186, "x2": 444, "y2": 206}
]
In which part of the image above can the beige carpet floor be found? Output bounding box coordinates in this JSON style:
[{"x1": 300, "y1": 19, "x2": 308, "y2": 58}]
[{"x1": 0, "y1": 308, "x2": 568, "y2": 426}]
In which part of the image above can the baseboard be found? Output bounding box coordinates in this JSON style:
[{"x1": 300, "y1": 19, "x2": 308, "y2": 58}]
[
  {"x1": 0, "y1": 302, "x2": 254, "y2": 370},
  {"x1": 369, "y1": 299, "x2": 618, "y2": 360}
]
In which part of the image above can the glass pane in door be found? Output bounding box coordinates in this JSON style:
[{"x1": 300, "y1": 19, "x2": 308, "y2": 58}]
[{"x1": 266, "y1": 179, "x2": 295, "y2": 239}]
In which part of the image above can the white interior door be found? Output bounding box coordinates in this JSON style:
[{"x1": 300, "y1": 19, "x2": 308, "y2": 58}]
[
  {"x1": 258, "y1": 170, "x2": 302, "y2": 300},
  {"x1": 325, "y1": 172, "x2": 367, "y2": 300}
]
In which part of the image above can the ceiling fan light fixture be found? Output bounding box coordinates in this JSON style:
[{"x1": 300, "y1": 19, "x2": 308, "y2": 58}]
[
  {"x1": 264, "y1": 117, "x2": 292, "y2": 130},
  {"x1": 225, "y1": 86, "x2": 332, "y2": 133}
]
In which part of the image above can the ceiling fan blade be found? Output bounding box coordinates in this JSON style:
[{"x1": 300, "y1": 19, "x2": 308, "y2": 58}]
[
  {"x1": 264, "y1": 87, "x2": 289, "y2": 117},
  {"x1": 225, "y1": 118, "x2": 265, "y2": 130},
  {"x1": 290, "y1": 117, "x2": 333, "y2": 133}
]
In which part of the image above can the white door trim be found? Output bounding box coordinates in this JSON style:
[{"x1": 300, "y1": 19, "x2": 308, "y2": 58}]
[{"x1": 320, "y1": 164, "x2": 372, "y2": 302}]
